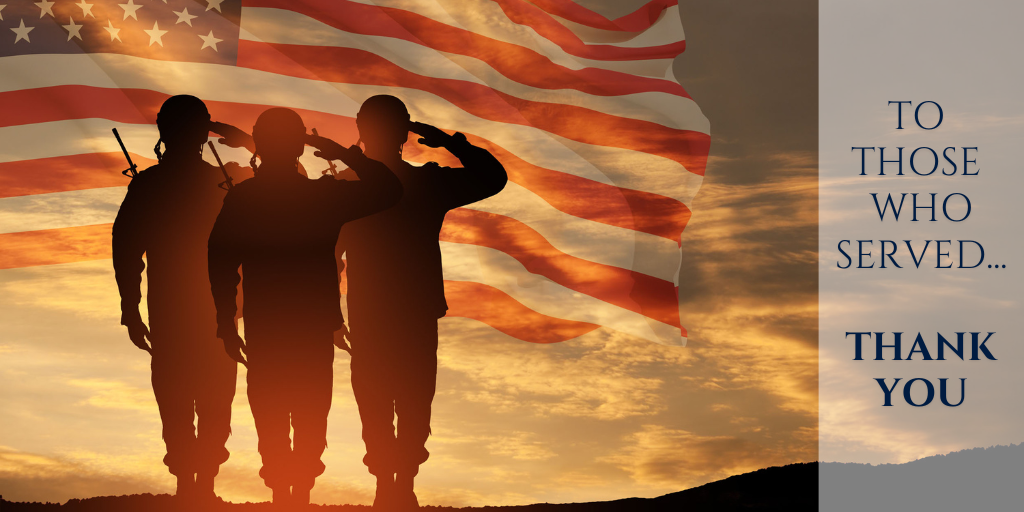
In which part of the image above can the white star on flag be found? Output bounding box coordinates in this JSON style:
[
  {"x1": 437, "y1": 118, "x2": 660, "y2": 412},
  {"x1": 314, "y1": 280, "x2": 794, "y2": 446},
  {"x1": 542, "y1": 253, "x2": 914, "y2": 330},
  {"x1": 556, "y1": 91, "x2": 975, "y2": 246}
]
[
  {"x1": 11, "y1": 18, "x2": 33, "y2": 43},
  {"x1": 103, "y1": 19, "x2": 121, "y2": 42},
  {"x1": 198, "y1": 30, "x2": 221, "y2": 51},
  {"x1": 34, "y1": 0, "x2": 55, "y2": 18},
  {"x1": 63, "y1": 17, "x2": 83, "y2": 41},
  {"x1": 75, "y1": 0, "x2": 94, "y2": 18},
  {"x1": 0, "y1": 5, "x2": 6, "y2": 21},
  {"x1": 144, "y1": 21, "x2": 167, "y2": 46},
  {"x1": 173, "y1": 8, "x2": 197, "y2": 27},
  {"x1": 206, "y1": 0, "x2": 224, "y2": 13},
  {"x1": 119, "y1": 0, "x2": 142, "y2": 21}
]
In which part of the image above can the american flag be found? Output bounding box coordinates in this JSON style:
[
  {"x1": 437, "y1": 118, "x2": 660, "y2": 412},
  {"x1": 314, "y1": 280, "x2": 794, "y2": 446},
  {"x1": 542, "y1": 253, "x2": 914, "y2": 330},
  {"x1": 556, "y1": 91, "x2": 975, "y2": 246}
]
[{"x1": 0, "y1": 0, "x2": 708, "y2": 346}]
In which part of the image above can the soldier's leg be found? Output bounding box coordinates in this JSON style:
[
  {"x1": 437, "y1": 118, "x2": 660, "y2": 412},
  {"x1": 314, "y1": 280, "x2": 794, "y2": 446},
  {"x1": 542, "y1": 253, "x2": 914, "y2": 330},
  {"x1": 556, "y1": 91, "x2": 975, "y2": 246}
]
[
  {"x1": 194, "y1": 341, "x2": 238, "y2": 496},
  {"x1": 394, "y1": 319, "x2": 439, "y2": 476},
  {"x1": 290, "y1": 332, "x2": 335, "y2": 498},
  {"x1": 349, "y1": 323, "x2": 399, "y2": 478},
  {"x1": 246, "y1": 336, "x2": 294, "y2": 491},
  {"x1": 150, "y1": 342, "x2": 198, "y2": 487}
]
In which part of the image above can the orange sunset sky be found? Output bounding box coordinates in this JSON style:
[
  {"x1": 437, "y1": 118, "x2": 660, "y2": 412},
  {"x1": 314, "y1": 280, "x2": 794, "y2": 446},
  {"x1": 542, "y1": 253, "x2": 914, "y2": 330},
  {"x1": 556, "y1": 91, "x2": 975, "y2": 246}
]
[{"x1": 0, "y1": 1, "x2": 818, "y2": 506}]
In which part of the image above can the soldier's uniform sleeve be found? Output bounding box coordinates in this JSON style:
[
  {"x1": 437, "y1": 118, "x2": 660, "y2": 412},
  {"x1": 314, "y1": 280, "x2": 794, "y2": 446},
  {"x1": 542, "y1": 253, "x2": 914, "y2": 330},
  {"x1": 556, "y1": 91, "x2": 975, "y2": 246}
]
[
  {"x1": 208, "y1": 188, "x2": 244, "y2": 339},
  {"x1": 332, "y1": 150, "x2": 403, "y2": 221},
  {"x1": 435, "y1": 133, "x2": 508, "y2": 210},
  {"x1": 111, "y1": 173, "x2": 150, "y2": 327}
]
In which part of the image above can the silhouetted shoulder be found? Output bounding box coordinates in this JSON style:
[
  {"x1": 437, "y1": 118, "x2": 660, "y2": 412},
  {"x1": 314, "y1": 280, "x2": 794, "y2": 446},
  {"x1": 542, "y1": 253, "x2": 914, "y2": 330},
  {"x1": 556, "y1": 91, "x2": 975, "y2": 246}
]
[
  {"x1": 131, "y1": 160, "x2": 222, "y2": 179},
  {"x1": 133, "y1": 162, "x2": 162, "y2": 179},
  {"x1": 124, "y1": 163, "x2": 166, "y2": 194},
  {"x1": 233, "y1": 174, "x2": 259, "y2": 189},
  {"x1": 137, "y1": 163, "x2": 162, "y2": 175},
  {"x1": 417, "y1": 161, "x2": 443, "y2": 171},
  {"x1": 223, "y1": 162, "x2": 255, "y2": 184}
]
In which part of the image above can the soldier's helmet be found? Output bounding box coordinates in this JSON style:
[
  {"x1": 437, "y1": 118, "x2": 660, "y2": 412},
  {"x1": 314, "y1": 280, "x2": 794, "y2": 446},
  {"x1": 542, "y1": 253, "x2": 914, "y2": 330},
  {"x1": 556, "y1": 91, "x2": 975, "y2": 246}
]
[
  {"x1": 252, "y1": 107, "x2": 307, "y2": 162},
  {"x1": 156, "y1": 95, "x2": 211, "y2": 149},
  {"x1": 357, "y1": 95, "x2": 410, "y2": 148}
]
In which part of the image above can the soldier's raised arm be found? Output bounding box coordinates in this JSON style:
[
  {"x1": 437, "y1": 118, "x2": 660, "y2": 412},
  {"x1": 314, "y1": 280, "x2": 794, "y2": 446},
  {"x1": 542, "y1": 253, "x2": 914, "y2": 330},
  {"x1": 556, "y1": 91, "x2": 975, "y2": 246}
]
[
  {"x1": 209, "y1": 121, "x2": 256, "y2": 154},
  {"x1": 208, "y1": 190, "x2": 247, "y2": 365},
  {"x1": 112, "y1": 176, "x2": 152, "y2": 353},
  {"x1": 409, "y1": 122, "x2": 507, "y2": 209},
  {"x1": 307, "y1": 133, "x2": 403, "y2": 220}
]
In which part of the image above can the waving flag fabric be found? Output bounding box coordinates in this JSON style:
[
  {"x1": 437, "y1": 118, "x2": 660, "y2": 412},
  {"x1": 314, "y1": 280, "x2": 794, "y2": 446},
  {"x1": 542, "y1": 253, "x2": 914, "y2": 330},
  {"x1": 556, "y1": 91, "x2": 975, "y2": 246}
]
[{"x1": 0, "y1": 0, "x2": 708, "y2": 346}]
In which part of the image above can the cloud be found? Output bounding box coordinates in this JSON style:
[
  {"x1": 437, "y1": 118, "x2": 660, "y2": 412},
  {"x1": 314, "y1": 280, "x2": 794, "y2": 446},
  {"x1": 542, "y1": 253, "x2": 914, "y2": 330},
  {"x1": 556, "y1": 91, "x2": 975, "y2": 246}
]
[
  {"x1": 432, "y1": 430, "x2": 556, "y2": 463},
  {"x1": 438, "y1": 318, "x2": 693, "y2": 421},
  {"x1": 0, "y1": 260, "x2": 131, "y2": 323},
  {"x1": 485, "y1": 432, "x2": 557, "y2": 461},
  {"x1": 68, "y1": 378, "x2": 155, "y2": 412},
  {"x1": 0, "y1": 447, "x2": 167, "y2": 503},
  {"x1": 0, "y1": 188, "x2": 123, "y2": 234},
  {"x1": 599, "y1": 425, "x2": 806, "y2": 490}
]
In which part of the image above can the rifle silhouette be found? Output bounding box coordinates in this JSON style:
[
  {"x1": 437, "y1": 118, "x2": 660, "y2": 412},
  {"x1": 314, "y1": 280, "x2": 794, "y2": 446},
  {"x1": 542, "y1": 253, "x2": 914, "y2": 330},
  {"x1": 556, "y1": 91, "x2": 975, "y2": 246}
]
[
  {"x1": 112, "y1": 128, "x2": 138, "y2": 178},
  {"x1": 311, "y1": 128, "x2": 339, "y2": 178},
  {"x1": 207, "y1": 141, "x2": 234, "y2": 191}
]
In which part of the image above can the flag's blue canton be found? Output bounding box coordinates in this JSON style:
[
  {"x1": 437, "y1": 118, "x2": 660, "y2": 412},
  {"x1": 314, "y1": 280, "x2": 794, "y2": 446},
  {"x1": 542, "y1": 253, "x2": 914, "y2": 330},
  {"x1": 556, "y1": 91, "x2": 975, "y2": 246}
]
[{"x1": 0, "y1": 0, "x2": 240, "y2": 63}]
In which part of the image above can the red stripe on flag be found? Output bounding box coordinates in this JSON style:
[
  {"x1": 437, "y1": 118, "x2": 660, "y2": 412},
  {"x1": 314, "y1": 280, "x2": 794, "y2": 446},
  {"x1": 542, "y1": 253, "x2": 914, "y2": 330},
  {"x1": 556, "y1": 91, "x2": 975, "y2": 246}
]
[
  {"x1": 0, "y1": 87, "x2": 150, "y2": 129},
  {"x1": 0, "y1": 152, "x2": 154, "y2": 199},
  {"x1": 0, "y1": 224, "x2": 112, "y2": 270}
]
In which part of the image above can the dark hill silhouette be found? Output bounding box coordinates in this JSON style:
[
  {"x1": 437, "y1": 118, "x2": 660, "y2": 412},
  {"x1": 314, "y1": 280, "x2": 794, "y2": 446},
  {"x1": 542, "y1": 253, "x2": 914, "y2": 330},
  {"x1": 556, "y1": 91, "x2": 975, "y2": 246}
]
[
  {"x1": 821, "y1": 443, "x2": 1024, "y2": 512},
  {"x1": 0, "y1": 462, "x2": 817, "y2": 511}
]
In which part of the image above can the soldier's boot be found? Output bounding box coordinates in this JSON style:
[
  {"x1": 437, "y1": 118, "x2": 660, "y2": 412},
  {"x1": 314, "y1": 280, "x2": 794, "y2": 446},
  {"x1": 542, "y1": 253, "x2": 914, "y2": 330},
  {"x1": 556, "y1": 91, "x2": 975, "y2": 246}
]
[
  {"x1": 195, "y1": 471, "x2": 217, "y2": 502},
  {"x1": 394, "y1": 472, "x2": 419, "y2": 510},
  {"x1": 292, "y1": 486, "x2": 312, "y2": 508},
  {"x1": 292, "y1": 475, "x2": 315, "y2": 508},
  {"x1": 372, "y1": 473, "x2": 395, "y2": 509},
  {"x1": 271, "y1": 486, "x2": 291, "y2": 508}
]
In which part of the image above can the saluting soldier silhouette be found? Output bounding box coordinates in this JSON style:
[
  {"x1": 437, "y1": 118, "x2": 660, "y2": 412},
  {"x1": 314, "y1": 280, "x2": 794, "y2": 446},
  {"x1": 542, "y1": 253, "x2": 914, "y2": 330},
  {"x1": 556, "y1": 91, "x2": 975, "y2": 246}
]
[
  {"x1": 112, "y1": 95, "x2": 249, "y2": 502},
  {"x1": 339, "y1": 95, "x2": 507, "y2": 509},
  {"x1": 207, "y1": 107, "x2": 402, "y2": 507}
]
